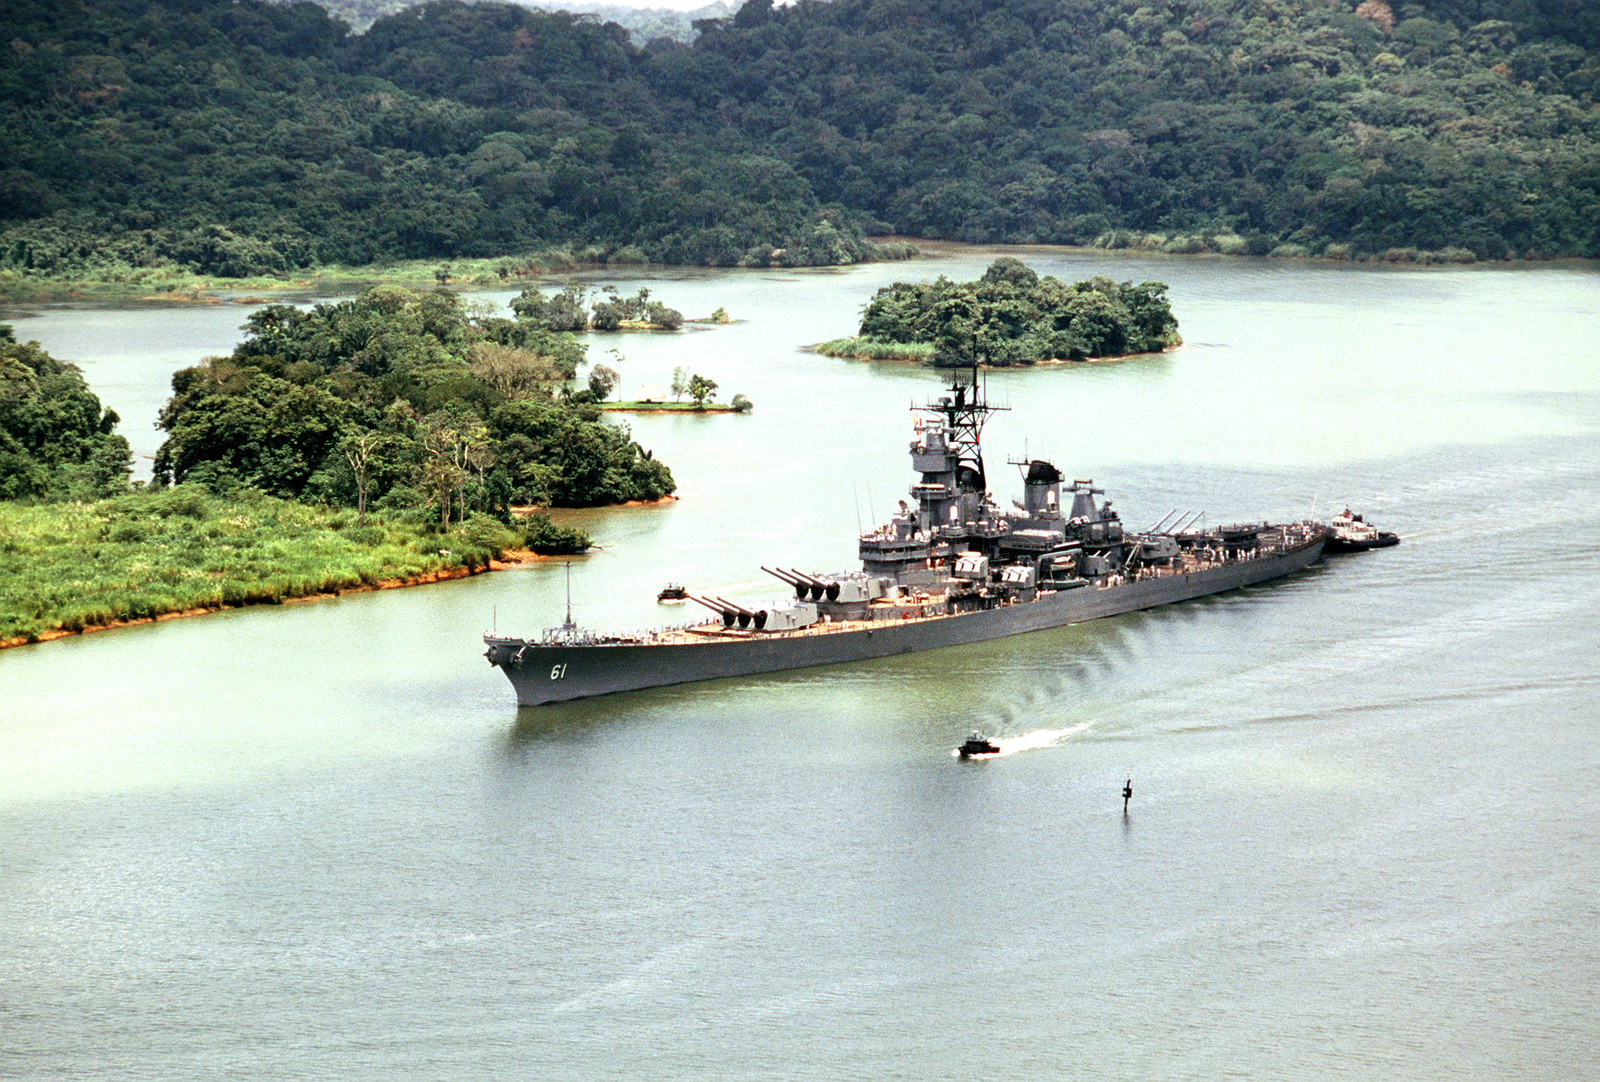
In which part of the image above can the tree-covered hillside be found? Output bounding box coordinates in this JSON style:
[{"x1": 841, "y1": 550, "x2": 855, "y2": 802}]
[
  {"x1": 0, "y1": 0, "x2": 889, "y2": 282},
  {"x1": 667, "y1": 0, "x2": 1599, "y2": 258},
  {"x1": 2, "y1": 0, "x2": 1596, "y2": 286}
]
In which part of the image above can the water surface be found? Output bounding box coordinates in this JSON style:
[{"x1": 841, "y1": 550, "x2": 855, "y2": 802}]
[{"x1": 3, "y1": 251, "x2": 1598, "y2": 1079}]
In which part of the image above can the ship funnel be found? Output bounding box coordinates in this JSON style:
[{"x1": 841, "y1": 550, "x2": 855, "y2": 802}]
[
  {"x1": 1068, "y1": 479, "x2": 1105, "y2": 521},
  {"x1": 1021, "y1": 459, "x2": 1063, "y2": 517}
]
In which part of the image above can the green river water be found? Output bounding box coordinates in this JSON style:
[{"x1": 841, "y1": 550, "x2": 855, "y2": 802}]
[{"x1": 3, "y1": 248, "x2": 1598, "y2": 1079}]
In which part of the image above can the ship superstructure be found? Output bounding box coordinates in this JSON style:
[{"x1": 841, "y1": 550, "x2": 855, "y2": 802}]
[{"x1": 485, "y1": 367, "x2": 1329, "y2": 706}]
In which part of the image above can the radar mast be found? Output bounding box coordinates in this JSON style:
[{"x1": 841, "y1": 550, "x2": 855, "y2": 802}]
[{"x1": 914, "y1": 363, "x2": 1006, "y2": 492}]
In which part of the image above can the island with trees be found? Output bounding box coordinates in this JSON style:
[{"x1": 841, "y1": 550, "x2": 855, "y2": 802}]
[
  {"x1": 0, "y1": 285, "x2": 681, "y2": 646},
  {"x1": 154, "y1": 286, "x2": 673, "y2": 513},
  {"x1": 818, "y1": 259, "x2": 1181, "y2": 366},
  {"x1": 596, "y1": 365, "x2": 753, "y2": 413},
  {"x1": 2, "y1": 0, "x2": 1596, "y2": 300}
]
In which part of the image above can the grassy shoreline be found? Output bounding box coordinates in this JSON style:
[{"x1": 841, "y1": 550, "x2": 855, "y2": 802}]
[
  {"x1": 812, "y1": 336, "x2": 1181, "y2": 366},
  {"x1": 1, "y1": 559, "x2": 498, "y2": 650},
  {"x1": 0, "y1": 241, "x2": 922, "y2": 305},
  {"x1": 599, "y1": 401, "x2": 741, "y2": 413},
  {"x1": 7, "y1": 238, "x2": 1569, "y2": 305},
  {"x1": 0, "y1": 251, "x2": 610, "y2": 304},
  {"x1": 0, "y1": 487, "x2": 587, "y2": 648}
]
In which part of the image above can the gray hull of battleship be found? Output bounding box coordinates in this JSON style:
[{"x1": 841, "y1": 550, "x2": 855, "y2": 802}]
[{"x1": 486, "y1": 538, "x2": 1324, "y2": 706}]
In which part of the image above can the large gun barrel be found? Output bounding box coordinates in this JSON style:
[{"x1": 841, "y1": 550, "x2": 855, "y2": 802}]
[
  {"x1": 1168, "y1": 510, "x2": 1204, "y2": 535},
  {"x1": 785, "y1": 569, "x2": 840, "y2": 602},
  {"x1": 762, "y1": 566, "x2": 808, "y2": 599},
  {"x1": 713, "y1": 596, "x2": 768, "y2": 630},
  {"x1": 1148, "y1": 509, "x2": 1182, "y2": 533},
  {"x1": 690, "y1": 594, "x2": 768, "y2": 630},
  {"x1": 689, "y1": 594, "x2": 739, "y2": 628}
]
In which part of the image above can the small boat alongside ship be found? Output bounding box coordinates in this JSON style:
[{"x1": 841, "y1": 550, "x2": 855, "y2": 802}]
[
  {"x1": 1325, "y1": 509, "x2": 1400, "y2": 553},
  {"x1": 485, "y1": 367, "x2": 1332, "y2": 706}
]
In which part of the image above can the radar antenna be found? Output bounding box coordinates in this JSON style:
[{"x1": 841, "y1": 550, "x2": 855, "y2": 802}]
[{"x1": 915, "y1": 362, "x2": 1007, "y2": 492}]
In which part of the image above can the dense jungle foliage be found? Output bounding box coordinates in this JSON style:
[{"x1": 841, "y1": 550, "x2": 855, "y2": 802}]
[
  {"x1": 0, "y1": 0, "x2": 899, "y2": 285},
  {"x1": 153, "y1": 285, "x2": 676, "y2": 514},
  {"x1": 1, "y1": 0, "x2": 1597, "y2": 286},
  {"x1": 1, "y1": 286, "x2": 666, "y2": 552},
  {"x1": 835, "y1": 257, "x2": 1180, "y2": 365},
  {"x1": 0, "y1": 325, "x2": 134, "y2": 500}
]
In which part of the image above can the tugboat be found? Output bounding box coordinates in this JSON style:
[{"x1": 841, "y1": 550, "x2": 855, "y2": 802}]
[
  {"x1": 1325, "y1": 509, "x2": 1400, "y2": 553},
  {"x1": 656, "y1": 583, "x2": 689, "y2": 603},
  {"x1": 956, "y1": 730, "x2": 1002, "y2": 759},
  {"x1": 485, "y1": 365, "x2": 1331, "y2": 706}
]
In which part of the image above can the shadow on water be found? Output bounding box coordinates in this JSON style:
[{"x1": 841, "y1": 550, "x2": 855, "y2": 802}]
[
  {"x1": 491, "y1": 603, "x2": 1217, "y2": 765},
  {"x1": 504, "y1": 692, "x2": 675, "y2": 748}
]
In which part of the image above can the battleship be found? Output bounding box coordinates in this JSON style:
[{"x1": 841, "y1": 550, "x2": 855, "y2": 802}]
[{"x1": 485, "y1": 367, "x2": 1329, "y2": 706}]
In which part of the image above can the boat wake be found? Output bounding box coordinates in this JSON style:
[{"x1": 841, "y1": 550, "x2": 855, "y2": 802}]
[{"x1": 953, "y1": 723, "x2": 1088, "y2": 758}]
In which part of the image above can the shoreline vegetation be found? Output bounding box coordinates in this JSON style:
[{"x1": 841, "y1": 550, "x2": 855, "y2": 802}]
[
  {"x1": 2, "y1": 278, "x2": 682, "y2": 649},
  {"x1": 0, "y1": 241, "x2": 924, "y2": 306},
  {"x1": 3, "y1": 256, "x2": 1168, "y2": 652},
  {"x1": 0, "y1": 487, "x2": 596, "y2": 648},
  {"x1": 1, "y1": 236, "x2": 1570, "y2": 306},
  {"x1": 813, "y1": 337, "x2": 1176, "y2": 366},
  {"x1": 600, "y1": 402, "x2": 744, "y2": 413},
  {"x1": 0, "y1": 250, "x2": 721, "y2": 305}
]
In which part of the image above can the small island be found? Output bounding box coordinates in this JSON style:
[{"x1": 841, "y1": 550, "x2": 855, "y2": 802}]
[
  {"x1": 816, "y1": 258, "x2": 1181, "y2": 367},
  {"x1": 587, "y1": 366, "x2": 752, "y2": 414},
  {"x1": 600, "y1": 401, "x2": 747, "y2": 414},
  {"x1": 515, "y1": 285, "x2": 687, "y2": 333}
]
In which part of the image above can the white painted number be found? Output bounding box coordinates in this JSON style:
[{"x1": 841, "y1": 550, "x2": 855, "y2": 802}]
[{"x1": 550, "y1": 663, "x2": 568, "y2": 681}]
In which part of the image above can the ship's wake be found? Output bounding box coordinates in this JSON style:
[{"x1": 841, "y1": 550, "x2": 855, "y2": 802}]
[{"x1": 953, "y1": 723, "x2": 1088, "y2": 758}]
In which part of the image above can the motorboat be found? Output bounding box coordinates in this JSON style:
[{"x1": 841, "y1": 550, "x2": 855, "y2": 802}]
[{"x1": 956, "y1": 730, "x2": 1001, "y2": 758}]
